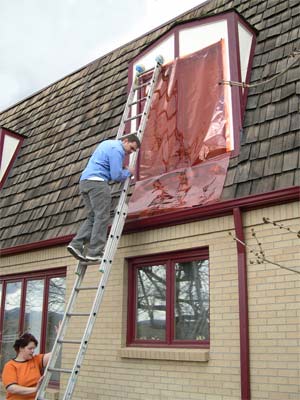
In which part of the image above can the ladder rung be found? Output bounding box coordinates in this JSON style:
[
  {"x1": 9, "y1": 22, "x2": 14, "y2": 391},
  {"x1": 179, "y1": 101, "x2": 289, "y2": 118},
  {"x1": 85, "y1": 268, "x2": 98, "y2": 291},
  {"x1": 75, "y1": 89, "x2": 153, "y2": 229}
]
[
  {"x1": 134, "y1": 81, "x2": 151, "y2": 90},
  {"x1": 129, "y1": 96, "x2": 148, "y2": 106},
  {"x1": 67, "y1": 312, "x2": 91, "y2": 317},
  {"x1": 75, "y1": 286, "x2": 98, "y2": 291},
  {"x1": 125, "y1": 113, "x2": 144, "y2": 122},
  {"x1": 57, "y1": 339, "x2": 82, "y2": 344},
  {"x1": 48, "y1": 367, "x2": 73, "y2": 374},
  {"x1": 36, "y1": 60, "x2": 162, "y2": 400}
]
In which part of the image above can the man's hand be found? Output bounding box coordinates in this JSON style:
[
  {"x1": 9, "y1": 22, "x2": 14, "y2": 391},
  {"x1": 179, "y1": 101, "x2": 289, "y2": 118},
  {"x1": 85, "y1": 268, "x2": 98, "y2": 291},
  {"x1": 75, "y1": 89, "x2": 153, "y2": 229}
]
[
  {"x1": 55, "y1": 320, "x2": 62, "y2": 335},
  {"x1": 127, "y1": 166, "x2": 135, "y2": 176}
]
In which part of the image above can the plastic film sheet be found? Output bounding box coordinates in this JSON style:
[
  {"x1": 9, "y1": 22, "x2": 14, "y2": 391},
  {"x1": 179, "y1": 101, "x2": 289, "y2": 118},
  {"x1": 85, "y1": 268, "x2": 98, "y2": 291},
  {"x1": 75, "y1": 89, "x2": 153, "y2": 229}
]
[{"x1": 129, "y1": 41, "x2": 231, "y2": 217}]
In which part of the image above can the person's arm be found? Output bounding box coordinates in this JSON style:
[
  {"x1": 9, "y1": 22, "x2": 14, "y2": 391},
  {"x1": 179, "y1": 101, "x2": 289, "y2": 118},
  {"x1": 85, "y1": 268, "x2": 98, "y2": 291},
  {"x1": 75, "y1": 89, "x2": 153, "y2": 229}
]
[
  {"x1": 6, "y1": 383, "x2": 38, "y2": 395},
  {"x1": 2, "y1": 362, "x2": 36, "y2": 396},
  {"x1": 43, "y1": 352, "x2": 51, "y2": 367},
  {"x1": 7, "y1": 374, "x2": 44, "y2": 395},
  {"x1": 108, "y1": 147, "x2": 132, "y2": 182}
]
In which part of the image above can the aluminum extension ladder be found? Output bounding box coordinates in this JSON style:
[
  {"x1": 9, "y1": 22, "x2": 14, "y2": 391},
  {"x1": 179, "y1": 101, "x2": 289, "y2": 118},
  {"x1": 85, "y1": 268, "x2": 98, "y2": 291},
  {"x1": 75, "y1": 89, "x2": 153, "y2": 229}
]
[{"x1": 36, "y1": 56, "x2": 164, "y2": 400}]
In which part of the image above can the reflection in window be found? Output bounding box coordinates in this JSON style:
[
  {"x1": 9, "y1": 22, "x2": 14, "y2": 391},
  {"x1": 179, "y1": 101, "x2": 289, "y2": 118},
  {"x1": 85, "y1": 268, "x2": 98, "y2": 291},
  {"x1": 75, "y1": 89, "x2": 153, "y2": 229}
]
[
  {"x1": 0, "y1": 270, "x2": 66, "y2": 378},
  {"x1": 0, "y1": 281, "x2": 22, "y2": 369},
  {"x1": 175, "y1": 260, "x2": 209, "y2": 340},
  {"x1": 136, "y1": 265, "x2": 166, "y2": 340},
  {"x1": 24, "y1": 280, "x2": 45, "y2": 354},
  {"x1": 128, "y1": 250, "x2": 209, "y2": 346},
  {"x1": 45, "y1": 277, "x2": 66, "y2": 382},
  {"x1": 46, "y1": 277, "x2": 66, "y2": 351}
]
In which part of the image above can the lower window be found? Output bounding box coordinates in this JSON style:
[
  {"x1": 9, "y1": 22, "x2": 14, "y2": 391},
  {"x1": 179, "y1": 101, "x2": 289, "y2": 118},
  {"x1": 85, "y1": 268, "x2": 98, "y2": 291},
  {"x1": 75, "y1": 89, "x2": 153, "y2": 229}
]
[
  {"x1": 0, "y1": 268, "x2": 66, "y2": 381},
  {"x1": 127, "y1": 248, "x2": 209, "y2": 347}
]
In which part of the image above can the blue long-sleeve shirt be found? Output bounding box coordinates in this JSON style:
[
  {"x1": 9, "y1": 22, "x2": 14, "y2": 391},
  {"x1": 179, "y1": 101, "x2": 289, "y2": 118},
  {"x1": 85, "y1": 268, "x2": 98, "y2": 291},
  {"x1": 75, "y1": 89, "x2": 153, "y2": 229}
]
[{"x1": 80, "y1": 139, "x2": 131, "y2": 182}]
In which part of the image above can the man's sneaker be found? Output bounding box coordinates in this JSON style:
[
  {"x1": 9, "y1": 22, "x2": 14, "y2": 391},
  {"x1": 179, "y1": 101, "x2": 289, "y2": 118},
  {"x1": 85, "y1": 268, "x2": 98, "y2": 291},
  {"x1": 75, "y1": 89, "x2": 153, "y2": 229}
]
[
  {"x1": 85, "y1": 253, "x2": 103, "y2": 263},
  {"x1": 67, "y1": 245, "x2": 86, "y2": 261}
]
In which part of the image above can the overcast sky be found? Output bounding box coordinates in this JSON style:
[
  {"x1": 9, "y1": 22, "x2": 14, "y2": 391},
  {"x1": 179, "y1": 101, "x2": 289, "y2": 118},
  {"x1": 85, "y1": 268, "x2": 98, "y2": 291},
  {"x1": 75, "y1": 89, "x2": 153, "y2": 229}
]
[{"x1": 0, "y1": 0, "x2": 207, "y2": 112}]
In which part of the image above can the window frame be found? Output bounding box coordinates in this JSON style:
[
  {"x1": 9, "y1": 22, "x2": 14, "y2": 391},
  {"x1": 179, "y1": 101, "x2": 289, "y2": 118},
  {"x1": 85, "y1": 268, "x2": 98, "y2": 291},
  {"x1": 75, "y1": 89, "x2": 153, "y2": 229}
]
[
  {"x1": 0, "y1": 268, "x2": 66, "y2": 375},
  {"x1": 127, "y1": 248, "x2": 209, "y2": 348},
  {"x1": 128, "y1": 11, "x2": 256, "y2": 157},
  {"x1": 0, "y1": 127, "x2": 24, "y2": 190}
]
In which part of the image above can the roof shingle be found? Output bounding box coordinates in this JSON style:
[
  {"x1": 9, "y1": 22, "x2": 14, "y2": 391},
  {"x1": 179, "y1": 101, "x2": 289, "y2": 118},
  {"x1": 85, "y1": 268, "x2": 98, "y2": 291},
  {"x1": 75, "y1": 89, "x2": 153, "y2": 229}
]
[{"x1": 0, "y1": 0, "x2": 299, "y2": 249}]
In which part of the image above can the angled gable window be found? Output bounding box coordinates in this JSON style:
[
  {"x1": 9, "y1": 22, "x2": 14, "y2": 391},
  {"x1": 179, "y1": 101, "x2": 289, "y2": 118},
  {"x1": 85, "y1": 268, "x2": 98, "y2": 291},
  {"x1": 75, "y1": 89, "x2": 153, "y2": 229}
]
[
  {"x1": 127, "y1": 11, "x2": 256, "y2": 218},
  {"x1": 129, "y1": 11, "x2": 256, "y2": 156},
  {"x1": 0, "y1": 127, "x2": 24, "y2": 190}
]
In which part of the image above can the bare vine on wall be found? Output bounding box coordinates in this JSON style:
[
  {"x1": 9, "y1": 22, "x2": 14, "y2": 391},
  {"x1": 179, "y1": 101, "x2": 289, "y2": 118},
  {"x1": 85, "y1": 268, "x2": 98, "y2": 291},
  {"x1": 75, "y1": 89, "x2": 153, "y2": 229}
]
[{"x1": 229, "y1": 217, "x2": 300, "y2": 275}]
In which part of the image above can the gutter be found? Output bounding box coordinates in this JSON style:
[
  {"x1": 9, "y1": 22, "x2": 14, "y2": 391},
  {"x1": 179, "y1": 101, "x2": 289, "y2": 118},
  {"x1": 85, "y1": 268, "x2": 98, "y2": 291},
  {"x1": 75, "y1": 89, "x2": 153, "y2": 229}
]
[
  {"x1": 233, "y1": 207, "x2": 250, "y2": 400},
  {"x1": 0, "y1": 186, "x2": 299, "y2": 256},
  {"x1": 124, "y1": 186, "x2": 299, "y2": 233}
]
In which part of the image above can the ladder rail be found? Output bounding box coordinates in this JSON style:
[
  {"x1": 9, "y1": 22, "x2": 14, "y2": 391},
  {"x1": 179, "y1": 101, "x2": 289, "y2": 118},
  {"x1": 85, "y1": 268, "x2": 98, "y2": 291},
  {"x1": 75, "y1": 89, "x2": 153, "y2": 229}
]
[
  {"x1": 36, "y1": 58, "x2": 163, "y2": 400},
  {"x1": 115, "y1": 71, "x2": 139, "y2": 140},
  {"x1": 117, "y1": 60, "x2": 162, "y2": 208},
  {"x1": 36, "y1": 265, "x2": 88, "y2": 397},
  {"x1": 62, "y1": 203, "x2": 129, "y2": 400}
]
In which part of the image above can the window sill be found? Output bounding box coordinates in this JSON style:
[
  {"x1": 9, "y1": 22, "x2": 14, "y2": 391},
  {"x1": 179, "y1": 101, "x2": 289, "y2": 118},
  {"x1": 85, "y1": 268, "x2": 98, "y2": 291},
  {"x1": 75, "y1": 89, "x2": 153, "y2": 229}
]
[{"x1": 118, "y1": 347, "x2": 209, "y2": 362}]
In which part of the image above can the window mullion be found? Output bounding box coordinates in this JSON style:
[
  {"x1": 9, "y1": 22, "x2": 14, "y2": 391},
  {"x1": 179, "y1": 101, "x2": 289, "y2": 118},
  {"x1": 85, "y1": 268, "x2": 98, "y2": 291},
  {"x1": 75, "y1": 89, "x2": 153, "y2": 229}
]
[
  {"x1": 174, "y1": 27, "x2": 179, "y2": 58},
  {"x1": 128, "y1": 264, "x2": 137, "y2": 344},
  {"x1": 19, "y1": 278, "x2": 26, "y2": 336},
  {"x1": 40, "y1": 275, "x2": 49, "y2": 353},
  {"x1": 0, "y1": 281, "x2": 7, "y2": 348},
  {"x1": 166, "y1": 260, "x2": 174, "y2": 345}
]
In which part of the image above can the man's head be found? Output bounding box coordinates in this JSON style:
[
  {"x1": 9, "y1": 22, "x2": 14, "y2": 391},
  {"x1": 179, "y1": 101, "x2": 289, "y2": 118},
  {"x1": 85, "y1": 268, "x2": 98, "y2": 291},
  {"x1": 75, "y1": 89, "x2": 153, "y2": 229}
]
[{"x1": 120, "y1": 133, "x2": 141, "y2": 154}]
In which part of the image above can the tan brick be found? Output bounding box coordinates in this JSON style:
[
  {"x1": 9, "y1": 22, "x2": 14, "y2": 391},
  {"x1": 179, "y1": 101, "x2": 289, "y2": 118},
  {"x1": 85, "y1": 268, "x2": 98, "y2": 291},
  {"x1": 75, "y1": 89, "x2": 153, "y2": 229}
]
[{"x1": 1, "y1": 203, "x2": 299, "y2": 400}]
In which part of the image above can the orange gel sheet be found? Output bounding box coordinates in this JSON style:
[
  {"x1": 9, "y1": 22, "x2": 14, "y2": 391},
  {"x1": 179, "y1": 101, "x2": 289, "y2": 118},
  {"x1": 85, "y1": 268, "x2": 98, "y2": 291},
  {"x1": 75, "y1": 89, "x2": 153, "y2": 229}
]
[{"x1": 129, "y1": 40, "x2": 231, "y2": 217}]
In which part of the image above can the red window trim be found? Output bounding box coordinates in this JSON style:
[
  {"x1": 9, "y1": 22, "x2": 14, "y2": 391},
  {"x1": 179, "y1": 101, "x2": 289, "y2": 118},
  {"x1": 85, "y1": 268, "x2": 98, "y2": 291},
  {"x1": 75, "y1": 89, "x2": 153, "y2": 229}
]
[
  {"x1": 0, "y1": 127, "x2": 25, "y2": 190},
  {"x1": 128, "y1": 10, "x2": 256, "y2": 157},
  {"x1": 0, "y1": 268, "x2": 66, "y2": 369},
  {"x1": 127, "y1": 247, "x2": 209, "y2": 348}
]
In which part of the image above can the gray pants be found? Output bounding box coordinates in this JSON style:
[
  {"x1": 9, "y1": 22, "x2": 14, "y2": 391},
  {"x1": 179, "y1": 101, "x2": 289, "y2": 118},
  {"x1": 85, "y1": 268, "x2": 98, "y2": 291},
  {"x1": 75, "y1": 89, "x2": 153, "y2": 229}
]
[{"x1": 71, "y1": 180, "x2": 111, "y2": 257}]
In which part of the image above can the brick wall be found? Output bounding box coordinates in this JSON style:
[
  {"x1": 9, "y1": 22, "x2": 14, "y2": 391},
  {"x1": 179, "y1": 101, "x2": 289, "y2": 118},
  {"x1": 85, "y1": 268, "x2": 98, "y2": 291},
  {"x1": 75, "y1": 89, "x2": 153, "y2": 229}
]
[
  {"x1": 243, "y1": 203, "x2": 300, "y2": 400},
  {"x1": 0, "y1": 201, "x2": 299, "y2": 399}
]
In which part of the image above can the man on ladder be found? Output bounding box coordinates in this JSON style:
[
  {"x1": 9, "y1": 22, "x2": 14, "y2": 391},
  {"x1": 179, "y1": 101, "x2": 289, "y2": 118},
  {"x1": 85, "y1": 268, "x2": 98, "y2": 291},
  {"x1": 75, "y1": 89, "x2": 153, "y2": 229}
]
[
  {"x1": 67, "y1": 133, "x2": 141, "y2": 263},
  {"x1": 36, "y1": 56, "x2": 163, "y2": 400}
]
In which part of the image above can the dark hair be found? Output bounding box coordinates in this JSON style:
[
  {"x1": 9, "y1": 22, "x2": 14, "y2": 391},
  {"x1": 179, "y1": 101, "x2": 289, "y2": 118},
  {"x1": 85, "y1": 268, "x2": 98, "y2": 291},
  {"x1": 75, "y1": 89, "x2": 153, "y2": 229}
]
[
  {"x1": 13, "y1": 333, "x2": 38, "y2": 353},
  {"x1": 120, "y1": 133, "x2": 141, "y2": 148}
]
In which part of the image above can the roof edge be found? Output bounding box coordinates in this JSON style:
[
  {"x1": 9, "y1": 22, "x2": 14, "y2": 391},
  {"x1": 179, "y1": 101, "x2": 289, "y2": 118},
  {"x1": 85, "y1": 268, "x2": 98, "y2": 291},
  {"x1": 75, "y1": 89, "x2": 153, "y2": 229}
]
[{"x1": 1, "y1": 186, "x2": 299, "y2": 256}]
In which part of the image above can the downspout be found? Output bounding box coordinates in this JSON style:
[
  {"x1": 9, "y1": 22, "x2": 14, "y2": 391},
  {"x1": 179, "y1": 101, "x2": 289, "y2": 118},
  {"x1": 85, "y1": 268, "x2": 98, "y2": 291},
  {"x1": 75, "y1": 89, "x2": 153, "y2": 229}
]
[{"x1": 233, "y1": 207, "x2": 250, "y2": 400}]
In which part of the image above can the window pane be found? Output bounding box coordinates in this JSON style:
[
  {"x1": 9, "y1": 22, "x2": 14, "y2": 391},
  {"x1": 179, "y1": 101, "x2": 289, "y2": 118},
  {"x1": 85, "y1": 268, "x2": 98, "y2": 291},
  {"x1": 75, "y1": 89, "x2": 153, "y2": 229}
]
[
  {"x1": 24, "y1": 280, "x2": 45, "y2": 353},
  {"x1": 0, "y1": 282, "x2": 22, "y2": 369},
  {"x1": 179, "y1": 21, "x2": 228, "y2": 58},
  {"x1": 0, "y1": 134, "x2": 21, "y2": 181},
  {"x1": 175, "y1": 259, "x2": 209, "y2": 341},
  {"x1": 46, "y1": 277, "x2": 66, "y2": 350},
  {"x1": 45, "y1": 277, "x2": 66, "y2": 381},
  {"x1": 238, "y1": 23, "x2": 253, "y2": 82},
  {"x1": 136, "y1": 265, "x2": 166, "y2": 341}
]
